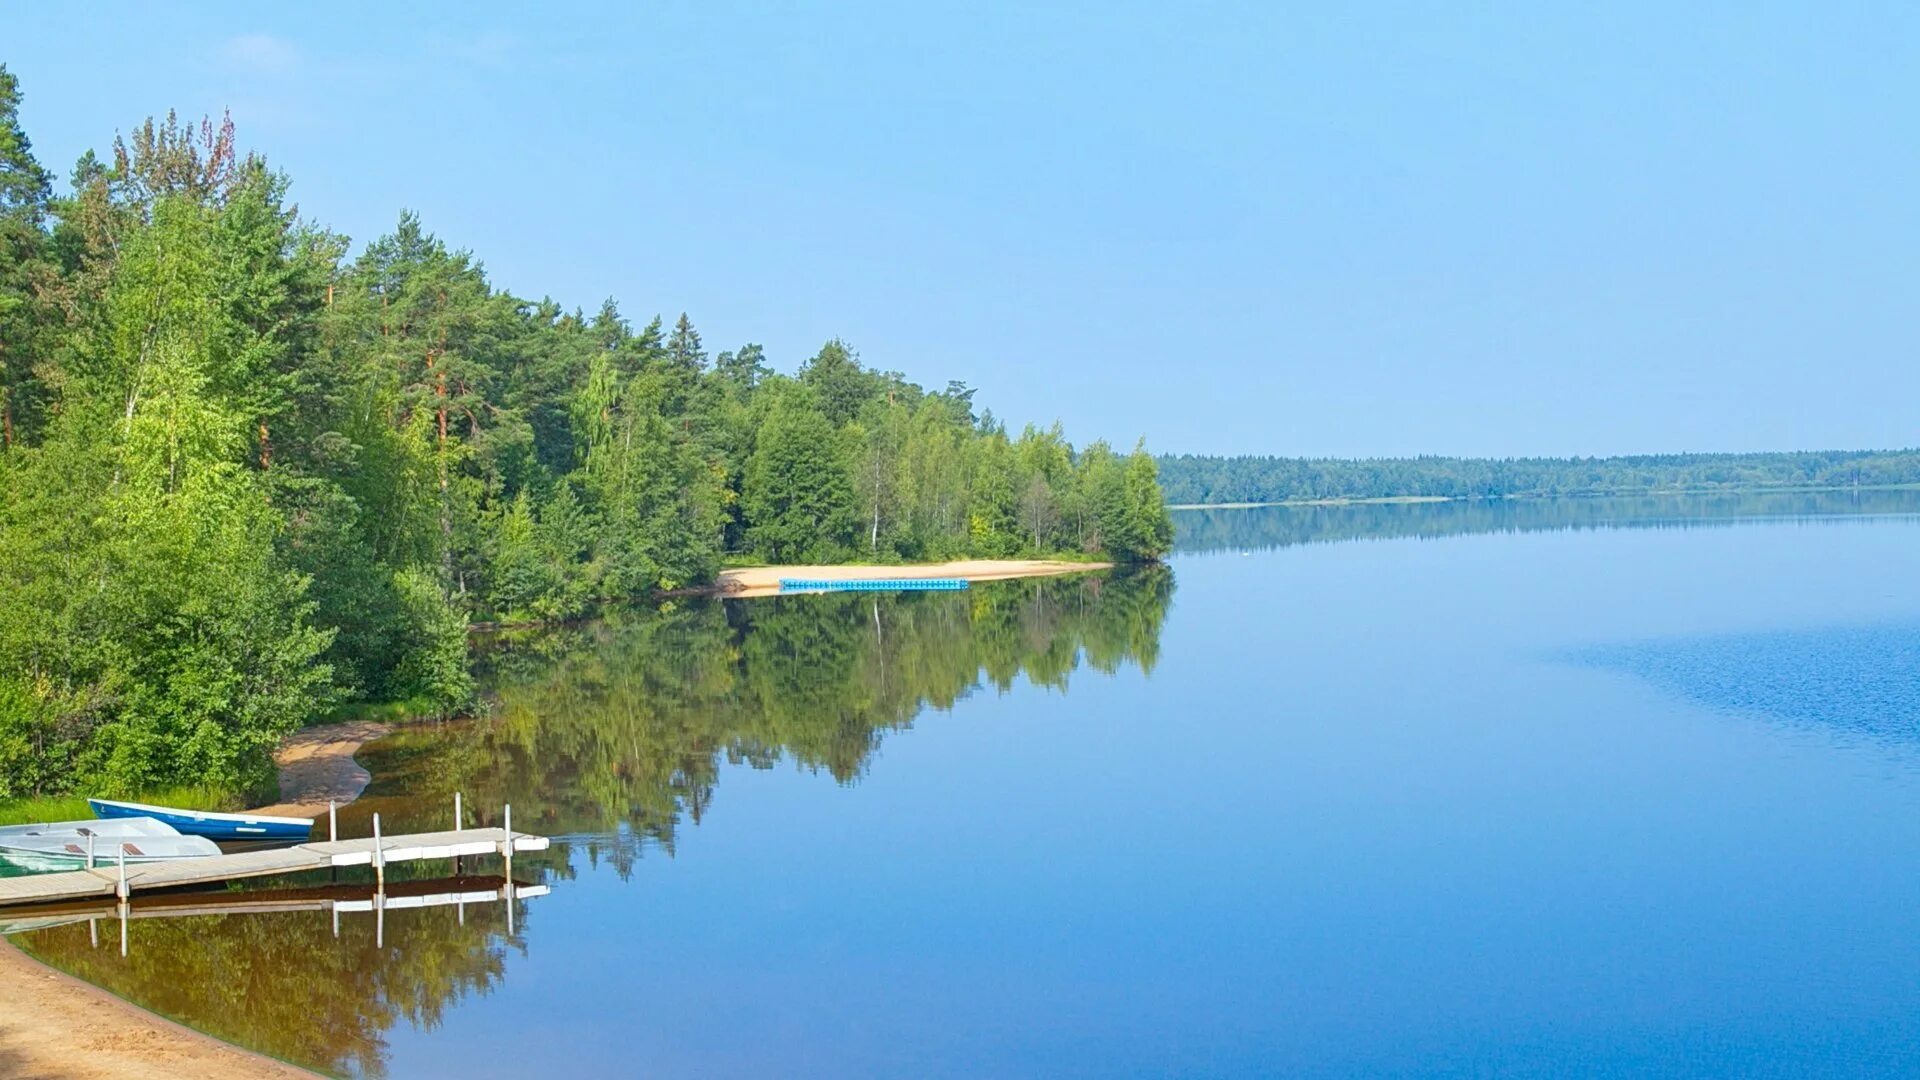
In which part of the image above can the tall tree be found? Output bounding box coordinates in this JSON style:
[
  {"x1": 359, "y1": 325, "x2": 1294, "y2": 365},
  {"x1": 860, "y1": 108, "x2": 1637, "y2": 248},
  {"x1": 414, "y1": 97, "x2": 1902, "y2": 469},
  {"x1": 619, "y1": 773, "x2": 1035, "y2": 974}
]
[
  {"x1": 743, "y1": 382, "x2": 855, "y2": 561},
  {"x1": 0, "y1": 64, "x2": 54, "y2": 448},
  {"x1": 798, "y1": 338, "x2": 875, "y2": 426}
]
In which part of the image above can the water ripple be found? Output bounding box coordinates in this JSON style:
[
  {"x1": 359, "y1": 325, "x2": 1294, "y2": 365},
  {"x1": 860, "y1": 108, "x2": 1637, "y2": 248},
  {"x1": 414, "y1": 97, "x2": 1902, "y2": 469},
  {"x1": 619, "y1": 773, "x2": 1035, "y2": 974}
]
[{"x1": 1572, "y1": 621, "x2": 1920, "y2": 748}]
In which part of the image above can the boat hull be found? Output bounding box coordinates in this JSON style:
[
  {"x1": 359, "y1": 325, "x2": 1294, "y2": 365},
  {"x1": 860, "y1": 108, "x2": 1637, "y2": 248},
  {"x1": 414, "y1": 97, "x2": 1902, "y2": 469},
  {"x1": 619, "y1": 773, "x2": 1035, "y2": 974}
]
[
  {"x1": 0, "y1": 817, "x2": 178, "y2": 840},
  {"x1": 88, "y1": 799, "x2": 314, "y2": 841},
  {"x1": 0, "y1": 831, "x2": 220, "y2": 871}
]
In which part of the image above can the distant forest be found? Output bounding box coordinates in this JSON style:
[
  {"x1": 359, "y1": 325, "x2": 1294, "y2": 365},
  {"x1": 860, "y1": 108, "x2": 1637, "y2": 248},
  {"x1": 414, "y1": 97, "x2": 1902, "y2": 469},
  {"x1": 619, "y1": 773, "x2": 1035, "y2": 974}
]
[
  {"x1": 0, "y1": 69, "x2": 1171, "y2": 799},
  {"x1": 1157, "y1": 449, "x2": 1920, "y2": 506},
  {"x1": 1170, "y1": 489, "x2": 1920, "y2": 556}
]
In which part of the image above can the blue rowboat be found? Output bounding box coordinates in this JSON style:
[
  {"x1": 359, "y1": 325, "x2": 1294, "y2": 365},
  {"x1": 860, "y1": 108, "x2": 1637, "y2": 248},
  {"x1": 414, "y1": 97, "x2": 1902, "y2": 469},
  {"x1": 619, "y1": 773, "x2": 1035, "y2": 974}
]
[{"x1": 88, "y1": 798, "x2": 314, "y2": 841}]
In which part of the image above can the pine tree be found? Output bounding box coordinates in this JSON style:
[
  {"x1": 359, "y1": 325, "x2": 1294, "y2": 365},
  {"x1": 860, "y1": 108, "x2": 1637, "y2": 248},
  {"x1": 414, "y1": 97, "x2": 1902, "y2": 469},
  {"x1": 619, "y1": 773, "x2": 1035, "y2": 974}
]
[{"x1": 0, "y1": 64, "x2": 54, "y2": 448}]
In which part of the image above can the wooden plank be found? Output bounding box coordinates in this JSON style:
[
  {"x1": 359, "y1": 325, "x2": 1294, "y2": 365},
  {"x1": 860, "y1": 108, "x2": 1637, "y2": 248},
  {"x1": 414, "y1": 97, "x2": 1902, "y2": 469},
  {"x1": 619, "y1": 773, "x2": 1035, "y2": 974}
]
[
  {"x1": 0, "y1": 828, "x2": 550, "y2": 908},
  {"x1": 0, "y1": 872, "x2": 114, "y2": 905}
]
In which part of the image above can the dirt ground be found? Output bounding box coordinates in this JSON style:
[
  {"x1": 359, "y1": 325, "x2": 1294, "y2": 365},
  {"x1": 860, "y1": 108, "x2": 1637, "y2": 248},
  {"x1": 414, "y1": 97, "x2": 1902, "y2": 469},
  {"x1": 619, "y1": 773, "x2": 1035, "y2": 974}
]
[
  {"x1": 0, "y1": 939, "x2": 320, "y2": 1080},
  {"x1": 0, "y1": 719, "x2": 392, "y2": 1079},
  {"x1": 716, "y1": 558, "x2": 1109, "y2": 597},
  {"x1": 248, "y1": 719, "x2": 391, "y2": 818}
]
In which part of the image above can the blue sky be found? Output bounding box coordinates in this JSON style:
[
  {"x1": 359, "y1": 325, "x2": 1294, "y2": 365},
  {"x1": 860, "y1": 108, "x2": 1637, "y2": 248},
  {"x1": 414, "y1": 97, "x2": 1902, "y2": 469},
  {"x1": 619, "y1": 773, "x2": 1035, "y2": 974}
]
[{"x1": 7, "y1": 3, "x2": 1916, "y2": 456}]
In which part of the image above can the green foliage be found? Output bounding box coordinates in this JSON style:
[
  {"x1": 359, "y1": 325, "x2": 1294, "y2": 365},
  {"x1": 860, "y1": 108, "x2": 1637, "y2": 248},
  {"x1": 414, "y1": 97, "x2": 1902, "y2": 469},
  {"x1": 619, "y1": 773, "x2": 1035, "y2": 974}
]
[
  {"x1": 744, "y1": 382, "x2": 857, "y2": 561},
  {"x1": 391, "y1": 567, "x2": 474, "y2": 719},
  {"x1": 1157, "y1": 449, "x2": 1920, "y2": 505},
  {"x1": 0, "y1": 75, "x2": 1168, "y2": 797},
  {"x1": 0, "y1": 63, "x2": 56, "y2": 449}
]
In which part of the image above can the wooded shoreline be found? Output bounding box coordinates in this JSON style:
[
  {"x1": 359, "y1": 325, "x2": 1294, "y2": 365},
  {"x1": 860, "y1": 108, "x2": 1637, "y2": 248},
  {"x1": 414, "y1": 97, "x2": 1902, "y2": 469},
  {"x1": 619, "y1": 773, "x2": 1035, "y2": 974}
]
[
  {"x1": 1165, "y1": 480, "x2": 1920, "y2": 510},
  {"x1": 0, "y1": 72, "x2": 1175, "y2": 807}
]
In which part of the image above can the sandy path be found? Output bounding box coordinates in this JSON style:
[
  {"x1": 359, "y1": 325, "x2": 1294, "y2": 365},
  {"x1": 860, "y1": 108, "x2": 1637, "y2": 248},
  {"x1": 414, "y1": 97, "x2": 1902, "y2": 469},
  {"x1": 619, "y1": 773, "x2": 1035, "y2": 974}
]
[
  {"x1": 0, "y1": 720, "x2": 393, "y2": 1079},
  {"x1": 0, "y1": 940, "x2": 320, "y2": 1079},
  {"x1": 716, "y1": 558, "x2": 1109, "y2": 598},
  {"x1": 248, "y1": 719, "x2": 391, "y2": 819}
]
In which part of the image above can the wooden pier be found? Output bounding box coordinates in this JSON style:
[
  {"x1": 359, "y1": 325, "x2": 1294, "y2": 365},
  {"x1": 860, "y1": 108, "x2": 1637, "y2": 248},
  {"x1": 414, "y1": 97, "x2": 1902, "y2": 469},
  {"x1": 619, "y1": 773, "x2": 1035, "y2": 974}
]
[
  {"x1": 0, "y1": 823, "x2": 548, "y2": 909},
  {"x1": 0, "y1": 874, "x2": 547, "y2": 933}
]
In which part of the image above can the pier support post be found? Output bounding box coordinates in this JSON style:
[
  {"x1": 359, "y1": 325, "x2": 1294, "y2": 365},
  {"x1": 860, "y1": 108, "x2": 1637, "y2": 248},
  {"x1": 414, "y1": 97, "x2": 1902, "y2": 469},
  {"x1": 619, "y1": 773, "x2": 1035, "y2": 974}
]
[
  {"x1": 116, "y1": 846, "x2": 128, "y2": 958},
  {"x1": 453, "y1": 791, "x2": 464, "y2": 875},
  {"x1": 501, "y1": 802, "x2": 514, "y2": 936},
  {"x1": 86, "y1": 832, "x2": 95, "y2": 870},
  {"x1": 328, "y1": 800, "x2": 337, "y2": 843},
  {"x1": 372, "y1": 812, "x2": 384, "y2": 889}
]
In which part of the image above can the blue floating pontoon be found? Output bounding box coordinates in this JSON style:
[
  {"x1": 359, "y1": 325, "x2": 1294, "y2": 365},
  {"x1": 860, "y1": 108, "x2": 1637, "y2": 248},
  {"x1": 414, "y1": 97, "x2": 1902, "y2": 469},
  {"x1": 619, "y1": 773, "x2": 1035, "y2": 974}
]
[
  {"x1": 89, "y1": 798, "x2": 315, "y2": 842},
  {"x1": 778, "y1": 578, "x2": 970, "y2": 593}
]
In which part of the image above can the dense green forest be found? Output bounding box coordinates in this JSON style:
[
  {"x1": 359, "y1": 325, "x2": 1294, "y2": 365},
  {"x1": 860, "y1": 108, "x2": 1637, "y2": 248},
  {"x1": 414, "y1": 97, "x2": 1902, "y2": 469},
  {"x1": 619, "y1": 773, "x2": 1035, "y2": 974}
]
[
  {"x1": 0, "y1": 70, "x2": 1172, "y2": 799},
  {"x1": 1159, "y1": 449, "x2": 1920, "y2": 505}
]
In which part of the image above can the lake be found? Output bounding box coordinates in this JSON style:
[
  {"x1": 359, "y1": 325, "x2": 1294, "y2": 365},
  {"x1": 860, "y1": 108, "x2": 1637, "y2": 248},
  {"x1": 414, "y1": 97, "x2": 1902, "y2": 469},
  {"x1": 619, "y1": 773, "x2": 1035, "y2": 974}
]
[{"x1": 16, "y1": 491, "x2": 1920, "y2": 1077}]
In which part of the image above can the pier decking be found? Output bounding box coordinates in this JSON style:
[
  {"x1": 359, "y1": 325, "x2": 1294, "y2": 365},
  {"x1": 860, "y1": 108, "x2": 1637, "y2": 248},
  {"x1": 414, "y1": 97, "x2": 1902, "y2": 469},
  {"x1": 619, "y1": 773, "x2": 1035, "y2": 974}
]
[
  {"x1": 778, "y1": 577, "x2": 969, "y2": 592},
  {"x1": 0, "y1": 827, "x2": 548, "y2": 909}
]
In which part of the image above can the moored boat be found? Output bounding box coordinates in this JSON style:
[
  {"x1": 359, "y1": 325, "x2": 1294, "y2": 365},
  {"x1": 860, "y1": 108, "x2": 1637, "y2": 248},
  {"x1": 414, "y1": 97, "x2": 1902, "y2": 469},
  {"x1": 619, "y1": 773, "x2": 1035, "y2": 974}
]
[
  {"x1": 0, "y1": 819, "x2": 220, "y2": 871},
  {"x1": 88, "y1": 798, "x2": 315, "y2": 841},
  {"x1": 0, "y1": 817, "x2": 178, "y2": 840}
]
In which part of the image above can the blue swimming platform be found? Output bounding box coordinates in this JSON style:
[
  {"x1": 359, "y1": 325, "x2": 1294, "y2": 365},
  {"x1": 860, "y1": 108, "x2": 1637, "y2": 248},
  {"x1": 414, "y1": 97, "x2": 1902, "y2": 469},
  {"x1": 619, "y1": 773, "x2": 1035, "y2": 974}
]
[{"x1": 778, "y1": 578, "x2": 970, "y2": 593}]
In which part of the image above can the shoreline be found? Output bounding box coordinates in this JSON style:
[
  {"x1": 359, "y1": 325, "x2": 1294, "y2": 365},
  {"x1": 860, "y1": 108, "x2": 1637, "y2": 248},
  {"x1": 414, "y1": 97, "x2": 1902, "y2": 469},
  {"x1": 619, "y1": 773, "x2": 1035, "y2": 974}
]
[
  {"x1": 0, "y1": 939, "x2": 321, "y2": 1079},
  {"x1": 711, "y1": 558, "x2": 1111, "y2": 599},
  {"x1": 247, "y1": 719, "x2": 392, "y2": 818},
  {"x1": 1166, "y1": 482, "x2": 1920, "y2": 511},
  {"x1": 0, "y1": 558, "x2": 1102, "y2": 1075},
  {"x1": 467, "y1": 558, "x2": 1116, "y2": 629},
  {"x1": 0, "y1": 721, "x2": 391, "y2": 1079}
]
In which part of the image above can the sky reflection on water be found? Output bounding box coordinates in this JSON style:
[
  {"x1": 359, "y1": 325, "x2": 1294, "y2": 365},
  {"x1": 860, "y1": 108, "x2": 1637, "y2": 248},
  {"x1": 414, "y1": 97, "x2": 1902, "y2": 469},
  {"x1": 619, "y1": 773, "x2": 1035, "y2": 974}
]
[{"x1": 17, "y1": 493, "x2": 1920, "y2": 1078}]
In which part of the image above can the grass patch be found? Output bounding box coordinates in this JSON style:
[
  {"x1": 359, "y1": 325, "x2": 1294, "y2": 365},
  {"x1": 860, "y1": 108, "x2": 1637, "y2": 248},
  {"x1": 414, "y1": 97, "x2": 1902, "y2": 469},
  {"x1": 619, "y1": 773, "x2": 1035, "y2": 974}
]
[
  {"x1": 0, "y1": 784, "x2": 240, "y2": 828},
  {"x1": 321, "y1": 696, "x2": 436, "y2": 725}
]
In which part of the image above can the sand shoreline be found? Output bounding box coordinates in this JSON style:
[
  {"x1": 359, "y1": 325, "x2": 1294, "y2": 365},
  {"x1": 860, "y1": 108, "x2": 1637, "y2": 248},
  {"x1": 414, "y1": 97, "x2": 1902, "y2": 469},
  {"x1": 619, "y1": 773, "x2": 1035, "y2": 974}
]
[
  {"x1": 247, "y1": 718, "x2": 392, "y2": 819},
  {"x1": 713, "y1": 558, "x2": 1109, "y2": 598},
  {"x1": 0, "y1": 939, "x2": 320, "y2": 1079},
  {"x1": 0, "y1": 720, "x2": 391, "y2": 1079}
]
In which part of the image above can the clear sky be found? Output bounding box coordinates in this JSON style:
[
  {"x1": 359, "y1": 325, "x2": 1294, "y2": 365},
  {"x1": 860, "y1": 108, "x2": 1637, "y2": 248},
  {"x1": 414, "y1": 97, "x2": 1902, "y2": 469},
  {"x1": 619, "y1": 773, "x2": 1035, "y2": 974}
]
[{"x1": 7, "y1": 3, "x2": 1916, "y2": 457}]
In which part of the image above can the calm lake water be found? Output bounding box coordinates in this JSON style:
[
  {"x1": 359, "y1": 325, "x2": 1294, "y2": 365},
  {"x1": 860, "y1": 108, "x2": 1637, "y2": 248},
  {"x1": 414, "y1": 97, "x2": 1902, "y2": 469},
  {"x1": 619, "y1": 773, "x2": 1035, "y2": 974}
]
[{"x1": 17, "y1": 491, "x2": 1920, "y2": 1077}]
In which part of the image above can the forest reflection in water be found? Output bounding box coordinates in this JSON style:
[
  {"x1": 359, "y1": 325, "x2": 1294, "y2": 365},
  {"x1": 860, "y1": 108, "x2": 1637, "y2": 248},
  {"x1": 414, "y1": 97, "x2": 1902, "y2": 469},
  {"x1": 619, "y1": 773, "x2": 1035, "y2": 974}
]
[
  {"x1": 1172, "y1": 487, "x2": 1920, "y2": 555},
  {"x1": 360, "y1": 566, "x2": 1173, "y2": 875},
  {"x1": 15, "y1": 873, "x2": 531, "y2": 1078},
  {"x1": 13, "y1": 567, "x2": 1173, "y2": 1079}
]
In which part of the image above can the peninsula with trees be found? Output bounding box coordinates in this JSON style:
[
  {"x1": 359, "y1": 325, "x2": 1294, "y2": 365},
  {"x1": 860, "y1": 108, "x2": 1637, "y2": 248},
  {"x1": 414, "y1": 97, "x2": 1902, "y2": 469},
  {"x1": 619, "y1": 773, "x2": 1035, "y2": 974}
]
[{"x1": 0, "y1": 69, "x2": 1174, "y2": 804}]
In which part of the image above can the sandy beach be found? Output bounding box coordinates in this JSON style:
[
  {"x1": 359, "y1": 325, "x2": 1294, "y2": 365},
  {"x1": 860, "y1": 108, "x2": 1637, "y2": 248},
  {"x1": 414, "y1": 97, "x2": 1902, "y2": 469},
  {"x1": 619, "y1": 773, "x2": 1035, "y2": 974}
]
[
  {"x1": 0, "y1": 941, "x2": 320, "y2": 1080},
  {"x1": 715, "y1": 558, "x2": 1109, "y2": 598},
  {"x1": 247, "y1": 719, "x2": 392, "y2": 819},
  {"x1": 0, "y1": 720, "x2": 391, "y2": 1079}
]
